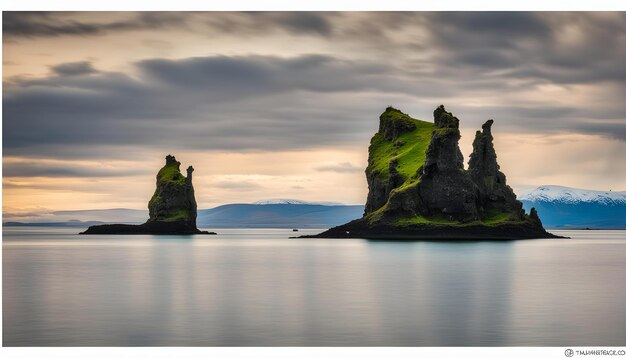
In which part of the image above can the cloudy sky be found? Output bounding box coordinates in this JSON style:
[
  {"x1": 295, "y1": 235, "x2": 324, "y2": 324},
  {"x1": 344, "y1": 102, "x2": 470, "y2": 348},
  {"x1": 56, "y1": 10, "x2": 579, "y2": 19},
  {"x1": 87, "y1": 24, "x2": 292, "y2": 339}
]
[{"x1": 3, "y1": 11, "x2": 626, "y2": 221}]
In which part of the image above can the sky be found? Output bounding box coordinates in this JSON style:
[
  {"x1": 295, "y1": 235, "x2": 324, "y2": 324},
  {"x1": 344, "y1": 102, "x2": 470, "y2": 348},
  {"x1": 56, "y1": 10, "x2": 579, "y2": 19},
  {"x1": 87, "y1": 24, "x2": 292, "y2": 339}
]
[{"x1": 3, "y1": 11, "x2": 626, "y2": 221}]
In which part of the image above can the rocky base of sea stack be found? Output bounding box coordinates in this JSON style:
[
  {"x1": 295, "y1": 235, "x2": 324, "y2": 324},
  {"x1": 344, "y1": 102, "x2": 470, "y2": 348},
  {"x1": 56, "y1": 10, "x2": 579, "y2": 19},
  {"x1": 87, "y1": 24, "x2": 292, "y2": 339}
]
[
  {"x1": 299, "y1": 219, "x2": 565, "y2": 240},
  {"x1": 80, "y1": 221, "x2": 216, "y2": 235}
]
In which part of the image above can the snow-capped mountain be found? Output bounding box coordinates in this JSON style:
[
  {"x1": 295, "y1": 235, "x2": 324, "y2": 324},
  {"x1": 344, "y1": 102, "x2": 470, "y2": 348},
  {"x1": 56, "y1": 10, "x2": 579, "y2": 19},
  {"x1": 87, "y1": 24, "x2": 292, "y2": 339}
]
[
  {"x1": 519, "y1": 185, "x2": 626, "y2": 229},
  {"x1": 519, "y1": 185, "x2": 626, "y2": 205},
  {"x1": 252, "y1": 199, "x2": 344, "y2": 206}
]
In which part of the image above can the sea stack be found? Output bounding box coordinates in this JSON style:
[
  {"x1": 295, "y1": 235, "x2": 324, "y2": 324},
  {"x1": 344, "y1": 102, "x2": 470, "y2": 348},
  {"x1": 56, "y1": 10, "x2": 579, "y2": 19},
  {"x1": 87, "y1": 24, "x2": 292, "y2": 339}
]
[
  {"x1": 81, "y1": 155, "x2": 214, "y2": 235},
  {"x1": 304, "y1": 105, "x2": 560, "y2": 239}
]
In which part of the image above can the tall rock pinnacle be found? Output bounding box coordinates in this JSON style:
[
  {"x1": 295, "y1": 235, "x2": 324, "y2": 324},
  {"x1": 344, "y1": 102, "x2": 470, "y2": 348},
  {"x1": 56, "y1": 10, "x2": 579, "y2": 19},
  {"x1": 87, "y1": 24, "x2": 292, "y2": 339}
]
[
  {"x1": 468, "y1": 120, "x2": 524, "y2": 220},
  {"x1": 147, "y1": 155, "x2": 199, "y2": 229},
  {"x1": 81, "y1": 154, "x2": 213, "y2": 235},
  {"x1": 423, "y1": 105, "x2": 465, "y2": 175}
]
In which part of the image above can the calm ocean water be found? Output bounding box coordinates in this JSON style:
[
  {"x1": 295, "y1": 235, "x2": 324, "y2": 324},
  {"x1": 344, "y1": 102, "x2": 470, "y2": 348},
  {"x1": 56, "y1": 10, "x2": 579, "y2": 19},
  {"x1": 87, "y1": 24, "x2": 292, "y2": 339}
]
[{"x1": 3, "y1": 227, "x2": 626, "y2": 346}]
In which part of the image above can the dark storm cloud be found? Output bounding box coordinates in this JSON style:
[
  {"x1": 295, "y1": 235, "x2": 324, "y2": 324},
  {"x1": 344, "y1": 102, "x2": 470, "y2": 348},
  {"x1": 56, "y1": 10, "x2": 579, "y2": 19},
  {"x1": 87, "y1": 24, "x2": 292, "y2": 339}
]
[
  {"x1": 199, "y1": 12, "x2": 337, "y2": 37},
  {"x1": 426, "y1": 12, "x2": 626, "y2": 84},
  {"x1": 434, "y1": 12, "x2": 551, "y2": 39},
  {"x1": 5, "y1": 54, "x2": 626, "y2": 163},
  {"x1": 575, "y1": 121, "x2": 626, "y2": 143},
  {"x1": 3, "y1": 12, "x2": 335, "y2": 39},
  {"x1": 50, "y1": 61, "x2": 96, "y2": 76},
  {"x1": 272, "y1": 12, "x2": 334, "y2": 36},
  {"x1": 426, "y1": 12, "x2": 551, "y2": 68},
  {"x1": 7, "y1": 12, "x2": 625, "y2": 89},
  {"x1": 3, "y1": 160, "x2": 147, "y2": 178},
  {"x1": 4, "y1": 12, "x2": 626, "y2": 167},
  {"x1": 3, "y1": 12, "x2": 185, "y2": 38},
  {"x1": 137, "y1": 55, "x2": 394, "y2": 94},
  {"x1": 3, "y1": 55, "x2": 417, "y2": 158}
]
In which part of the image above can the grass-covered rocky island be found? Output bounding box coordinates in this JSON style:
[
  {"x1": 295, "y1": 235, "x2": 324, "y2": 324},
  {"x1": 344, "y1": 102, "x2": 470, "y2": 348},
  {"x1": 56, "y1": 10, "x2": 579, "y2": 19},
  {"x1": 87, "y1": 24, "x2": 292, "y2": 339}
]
[
  {"x1": 81, "y1": 155, "x2": 215, "y2": 235},
  {"x1": 302, "y1": 105, "x2": 562, "y2": 239}
]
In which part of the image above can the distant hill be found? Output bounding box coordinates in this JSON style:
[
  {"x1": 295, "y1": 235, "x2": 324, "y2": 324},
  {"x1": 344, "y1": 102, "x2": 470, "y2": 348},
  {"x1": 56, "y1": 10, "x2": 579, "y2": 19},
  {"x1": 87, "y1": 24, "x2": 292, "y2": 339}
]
[
  {"x1": 4, "y1": 220, "x2": 106, "y2": 227},
  {"x1": 197, "y1": 203, "x2": 364, "y2": 228},
  {"x1": 4, "y1": 201, "x2": 365, "y2": 228},
  {"x1": 520, "y1": 186, "x2": 626, "y2": 229}
]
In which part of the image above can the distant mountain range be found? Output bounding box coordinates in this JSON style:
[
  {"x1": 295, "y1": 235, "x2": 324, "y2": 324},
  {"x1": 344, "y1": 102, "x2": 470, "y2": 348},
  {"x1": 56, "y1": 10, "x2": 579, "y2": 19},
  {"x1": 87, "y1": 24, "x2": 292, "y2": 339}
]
[
  {"x1": 5, "y1": 189, "x2": 626, "y2": 229},
  {"x1": 197, "y1": 203, "x2": 363, "y2": 228},
  {"x1": 519, "y1": 186, "x2": 626, "y2": 229},
  {"x1": 4, "y1": 200, "x2": 365, "y2": 228}
]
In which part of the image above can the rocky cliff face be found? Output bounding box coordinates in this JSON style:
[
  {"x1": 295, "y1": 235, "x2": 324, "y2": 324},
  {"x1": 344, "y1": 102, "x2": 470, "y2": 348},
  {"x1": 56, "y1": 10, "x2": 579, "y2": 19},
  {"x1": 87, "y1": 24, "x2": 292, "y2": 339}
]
[
  {"x1": 147, "y1": 155, "x2": 198, "y2": 228},
  {"x1": 307, "y1": 105, "x2": 558, "y2": 239},
  {"x1": 364, "y1": 107, "x2": 434, "y2": 214}
]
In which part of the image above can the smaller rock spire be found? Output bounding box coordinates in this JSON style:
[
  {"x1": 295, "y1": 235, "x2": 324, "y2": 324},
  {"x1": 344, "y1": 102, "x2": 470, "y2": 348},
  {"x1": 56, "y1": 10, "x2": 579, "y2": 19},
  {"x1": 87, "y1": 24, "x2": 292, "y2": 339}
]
[
  {"x1": 482, "y1": 119, "x2": 494, "y2": 136},
  {"x1": 165, "y1": 154, "x2": 178, "y2": 166},
  {"x1": 468, "y1": 119, "x2": 498, "y2": 178},
  {"x1": 186, "y1": 166, "x2": 194, "y2": 183},
  {"x1": 423, "y1": 106, "x2": 464, "y2": 175},
  {"x1": 433, "y1": 105, "x2": 459, "y2": 128}
]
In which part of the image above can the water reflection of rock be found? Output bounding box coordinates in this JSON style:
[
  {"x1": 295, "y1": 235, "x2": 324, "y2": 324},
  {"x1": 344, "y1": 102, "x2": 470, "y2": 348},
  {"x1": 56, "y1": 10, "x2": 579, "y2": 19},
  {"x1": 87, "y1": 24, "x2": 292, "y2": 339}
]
[{"x1": 364, "y1": 240, "x2": 515, "y2": 346}]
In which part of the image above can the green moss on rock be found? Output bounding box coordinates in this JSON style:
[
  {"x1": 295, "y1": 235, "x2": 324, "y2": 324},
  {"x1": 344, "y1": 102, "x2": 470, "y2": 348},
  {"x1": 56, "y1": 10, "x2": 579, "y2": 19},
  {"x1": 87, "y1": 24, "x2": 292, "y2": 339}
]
[
  {"x1": 364, "y1": 107, "x2": 435, "y2": 214},
  {"x1": 162, "y1": 208, "x2": 191, "y2": 222},
  {"x1": 156, "y1": 162, "x2": 187, "y2": 186},
  {"x1": 147, "y1": 155, "x2": 197, "y2": 225}
]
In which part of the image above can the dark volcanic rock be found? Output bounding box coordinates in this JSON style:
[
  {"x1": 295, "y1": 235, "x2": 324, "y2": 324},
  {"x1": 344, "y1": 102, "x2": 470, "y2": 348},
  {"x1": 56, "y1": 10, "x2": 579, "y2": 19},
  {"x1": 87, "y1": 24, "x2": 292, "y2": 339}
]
[
  {"x1": 468, "y1": 120, "x2": 524, "y2": 220},
  {"x1": 423, "y1": 106, "x2": 464, "y2": 174},
  {"x1": 306, "y1": 105, "x2": 561, "y2": 240},
  {"x1": 299, "y1": 217, "x2": 561, "y2": 240},
  {"x1": 79, "y1": 221, "x2": 212, "y2": 235},
  {"x1": 374, "y1": 106, "x2": 480, "y2": 223},
  {"x1": 418, "y1": 106, "x2": 479, "y2": 222},
  {"x1": 81, "y1": 155, "x2": 214, "y2": 235}
]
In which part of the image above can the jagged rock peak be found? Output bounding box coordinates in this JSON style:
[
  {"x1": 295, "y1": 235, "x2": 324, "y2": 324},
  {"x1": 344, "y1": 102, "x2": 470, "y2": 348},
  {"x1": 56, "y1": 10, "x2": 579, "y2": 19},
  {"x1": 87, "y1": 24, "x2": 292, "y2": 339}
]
[
  {"x1": 423, "y1": 105, "x2": 464, "y2": 175},
  {"x1": 433, "y1": 105, "x2": 459, "y2": 129},
  {"x1": 468, "y1": 120, "x2": 523, "y2": 220},
  {"x1": 482, "y1": 119, "x2": 494, "y2": 136},
  {"x1": 468, "y1": 119, "x2": 499, "y2": 177},
  {"x1": 186, "y1": 166, "x2": 194, "y2": 182},
  {"x1": 165, "y1": 154, "x2": 179, "y2": 166},
  {"x1": 379, "y1": 106, "x2": 417, "y2": 141}
]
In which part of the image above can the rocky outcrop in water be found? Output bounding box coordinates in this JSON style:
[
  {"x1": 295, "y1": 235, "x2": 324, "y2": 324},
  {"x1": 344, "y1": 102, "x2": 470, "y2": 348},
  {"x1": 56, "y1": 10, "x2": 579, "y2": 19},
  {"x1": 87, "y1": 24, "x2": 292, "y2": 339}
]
[
  {"x1": 81, "y1": 155, "x2": 214, "y2": 235},
  {"x1": 304, "y1": 105, "x2": 560, "y2": 239},
  {"x1": 147, "y1": 155, "x2": 198, "y2": 227}
]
